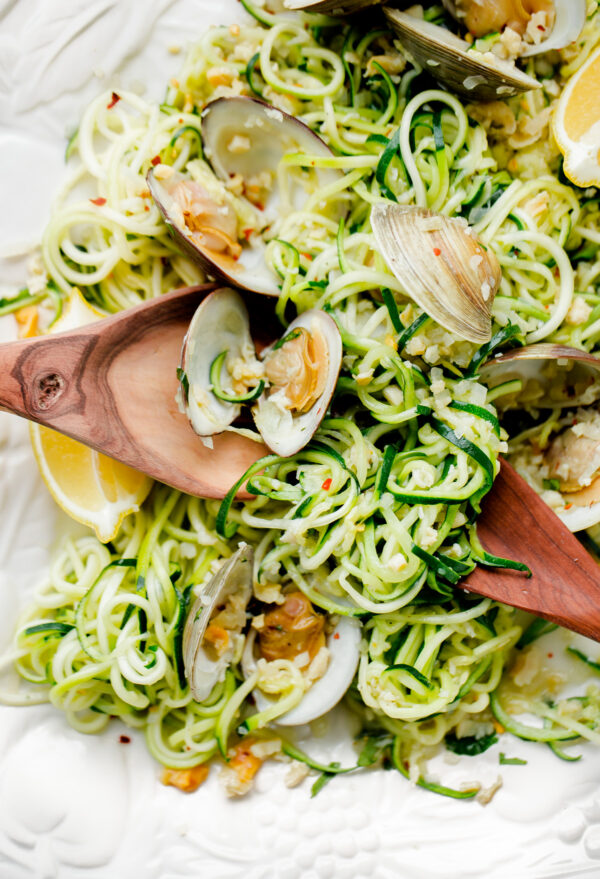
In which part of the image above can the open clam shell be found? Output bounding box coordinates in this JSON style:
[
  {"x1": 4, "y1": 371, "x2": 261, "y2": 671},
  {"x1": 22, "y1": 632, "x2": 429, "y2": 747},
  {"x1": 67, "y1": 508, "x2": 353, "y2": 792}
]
[
  {"x1": 482, "y1": 344, "x2": 600, "y2": 532},
  {"x1": 199, "y1": 97, "x2": 341, "y2": 295},
  {"x1": 371, "y1": 203, "x2": 501, "y2": 344},
  {"x1": 148, "y1": 98, "x2": 340, "y2": 297},
  {"x1": 384, "y1": 8, "x2": 540, "y2": 102},
  {"x1": 284, "y1": 0, "x2": 386, "y2": 12},
  {"x1": 178, "y1": 287, "x2": 259, "y2": 437},
  {"x1": 442, "y1": 0, "x2": 586, "y2": 58},
  {"x1": 180, "y1": 288, "x2": 343, "y2": 457},
  {"x1": 241, "y1": 615, "x2": 361, "y2": 726},
  {"x1": 253, "y1": 309, "x2": 342, "y2": 457},
  {"x1": 480, "y1": 344, "x2": 600, "y2": 410},
  {"x1": 183, "y1": 543, "x2": 254, "y2": 702}
]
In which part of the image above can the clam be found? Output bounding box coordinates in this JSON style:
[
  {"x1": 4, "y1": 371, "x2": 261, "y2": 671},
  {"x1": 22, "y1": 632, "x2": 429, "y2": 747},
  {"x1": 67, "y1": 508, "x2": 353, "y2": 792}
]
[
  {"x1": 241, "y1": 592, "x2": 361, "y2": 726},
  {"x1": 253, "y1": 308, "x2": 342, "y2": 457},
  {"x1": 371, "y1": 203, "x2": 501, "y2": 344},
  {"x1": 183, "y1": 543, "x2": 253, "y2": 702},
  {"x1": 178, "y1": 286, "x2": 342, "y2": 456},
  {"x1": 480, "y1": 344, "x2": 600, "y2": 410},
  {"x1": 384, "y1": 8, "x2": 540, "y2": 102},
  {"x1": 481, "y1": 344, "x2": 600, "y2": 531},
  {"x1": 148, "y1": 97, "x2": 341, "y2": 297},
  {"x1": 283, "y1": 0, "x2": 386, "y2": 12},
  {"x1": 442, "y1": 0, "x2": 586, "y2": 58}
]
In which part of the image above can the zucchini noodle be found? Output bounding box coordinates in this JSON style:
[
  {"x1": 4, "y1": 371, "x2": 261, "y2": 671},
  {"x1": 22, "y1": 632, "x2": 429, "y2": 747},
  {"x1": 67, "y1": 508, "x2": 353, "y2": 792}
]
[{"x1": 3, "y1": 0, "x2": 600, "y2": 797}]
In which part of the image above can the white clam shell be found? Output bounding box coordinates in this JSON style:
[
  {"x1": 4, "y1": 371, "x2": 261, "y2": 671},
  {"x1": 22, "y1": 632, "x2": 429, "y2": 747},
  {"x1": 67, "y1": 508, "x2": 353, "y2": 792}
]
[
  {"x1": 481, "y1": 344, "x2": 600, "y2": 409},
  {"x1": 384, "y1": 8, "x2": 540, "y2": 102},
  {"x1": 242, "y1": 616, "x2": 361, "y2": 726},
  {"x1": 442, "y1": 0, "x2": 586, "y2": 58},
  {"x1": 183, "y1": 543, "x2": 253, "y2": 702},
  {"x1": 253, "y1": 309, "x2": 343, "y2": 457},
  {"x1": 371, "y1": 203, "x2": 501, "y2": 343},
  {"x1": 179, "y1": 287, "x2": 256, "y2": 436}
]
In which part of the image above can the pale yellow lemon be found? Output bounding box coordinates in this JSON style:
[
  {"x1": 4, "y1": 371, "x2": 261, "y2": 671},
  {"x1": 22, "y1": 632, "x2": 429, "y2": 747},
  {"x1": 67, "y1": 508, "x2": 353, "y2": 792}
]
[{"x1": 29, "y1": 288, "x2": 152, "y2": 542}]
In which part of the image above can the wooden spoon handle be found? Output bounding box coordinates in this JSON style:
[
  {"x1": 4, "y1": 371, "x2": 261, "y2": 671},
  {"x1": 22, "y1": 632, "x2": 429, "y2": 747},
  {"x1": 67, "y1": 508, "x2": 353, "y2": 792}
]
[{"x1": 463, "y1": 460, "x2": 600, "y2": 641}]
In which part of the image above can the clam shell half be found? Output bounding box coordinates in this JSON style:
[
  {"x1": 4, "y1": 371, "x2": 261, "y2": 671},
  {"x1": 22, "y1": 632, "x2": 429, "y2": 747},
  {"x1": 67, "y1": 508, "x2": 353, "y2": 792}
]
[
  {"x1": 199, "y1": 97, "x2": 342, "y2": 296},
  {"x1": 241, "y1": 616, "x2": 361, "y2": 726},
  {"x1": 371, "y1": 203, "x2": 501, "y2": 344},
  {"x1": 178, "y1": 287, "x2": 257, "y2": 437},
  {"x1": 183, "y1": 543, "x2": 254, "y2": 702},
  {"x1": 384, "y1": 8, "x2": 540, "y2": 102},
  {"x1": 442, "y1": 0, "x2": 586, "y2": 58},
  {"x1": 284, "y1": 0, "x2": 386, "y2": 12},
  {"x1": 253, "y1": 309, "x2": 343, "y2": 457},
  {"x1": 480, "y1": 344, "x2": 600, "y2": 410},
  {"x1": 482, "y1": 344, "x2": 600, "y2": 532}
]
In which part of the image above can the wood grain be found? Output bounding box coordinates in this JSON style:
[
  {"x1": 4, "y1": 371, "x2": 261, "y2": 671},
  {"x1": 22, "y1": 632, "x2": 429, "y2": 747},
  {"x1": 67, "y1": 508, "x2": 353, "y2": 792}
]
[
  {"x1": 0, "y1": 285, "x2": 267, "y2": 498},
  {"x1": 463, "y1": 459, "x2": 600, "y2": 641}
]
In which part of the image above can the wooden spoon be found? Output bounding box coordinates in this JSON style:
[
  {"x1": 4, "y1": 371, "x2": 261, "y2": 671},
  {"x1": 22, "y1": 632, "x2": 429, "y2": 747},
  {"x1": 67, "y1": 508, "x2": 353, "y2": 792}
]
[
  {"x1": 463, "y1": 459, "x2": 600, "y2": 642},
  {"x1": 0, "y1": 284, "x2": 599, "y2": 639}
]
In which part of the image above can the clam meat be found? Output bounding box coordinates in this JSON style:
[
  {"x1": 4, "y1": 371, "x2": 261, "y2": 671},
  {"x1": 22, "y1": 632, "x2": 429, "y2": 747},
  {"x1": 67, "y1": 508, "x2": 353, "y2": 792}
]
[
  {"x1": 371, "y1": 203, "x2": 502, "y2": 344},
  {"x1": 241, "y1": 590, "x2": 361, "y2": 726},
  {"x1": 178, "y1": 286, "x2": 342, "y2": 457}
]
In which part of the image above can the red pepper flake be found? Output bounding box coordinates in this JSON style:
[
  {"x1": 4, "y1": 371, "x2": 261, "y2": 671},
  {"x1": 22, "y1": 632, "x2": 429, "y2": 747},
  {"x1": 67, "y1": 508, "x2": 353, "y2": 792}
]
[
  {"x1": 119, "y1": 735, "x2": 131, "y2": 744},
  {"x1": 90, "y1": 197, "x2": 106, "y2": 206},
  {"x1": 107, "y1": 91, "x2": 121, "y2": 109},
  {"x1": 565, "y1": 503, "x2": 573, "y2": 510},
  {"x1": 242, "y1": 228, "x2": 253, "y2": 242},
  {"x1": 547, "y1": 652, "x2": 554, "y2": 658},
  {"x1": 151, "y1": 155, "x2": 161, "y2": 166},
  {"x1": 537, "y1": 23, "x2": 545, "y2": 29},
  {"x1": 433, "y1": 247, "x2": 441, "y2": 256},
  {"x1": 334, "y1": 632, "x2": 340, "y2": 640},
  {"x1": 144, "y1": 205, "x2": 150, "y2": 212},
  {"x1": 322, "y1": 478, "x2": 332, "y2": 491},
  {"x1": 302, "y1": 252, "x2": 313, "y2": 261}
]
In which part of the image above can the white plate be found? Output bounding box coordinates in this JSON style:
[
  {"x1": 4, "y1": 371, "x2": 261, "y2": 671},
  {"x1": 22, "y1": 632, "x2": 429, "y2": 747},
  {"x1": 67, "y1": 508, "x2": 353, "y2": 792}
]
[{"x1": 1, "y1": 2, "x2": 600, "y2": 876}]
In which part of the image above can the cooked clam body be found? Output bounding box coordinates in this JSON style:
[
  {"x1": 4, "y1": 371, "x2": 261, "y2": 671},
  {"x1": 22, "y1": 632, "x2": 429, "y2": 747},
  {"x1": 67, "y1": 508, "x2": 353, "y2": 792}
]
[
  {"x1": 384, "y1": 8, "x2": 540, "y2": 102},
  {"x1": 443, "y1": 0, "x2": 586, "y2": 57},
  {"x1": 253, "y1": 309, "x2": 342, "y2": 457},
  {"x1": 371, "y1": 203, "x2": 501, "y2": 344},
  {"x1": 180, "y1": 288, "x2": 342, "y2": 456},
  {"x1": 178, "y1": 287, "x2": 261, "y2": 437},
  {"x1": 242, "y1": 594, "x2": 361, "y2": 726},
  {"x1": 183, "y1": 543, "x2": 254, "y2": 702}
]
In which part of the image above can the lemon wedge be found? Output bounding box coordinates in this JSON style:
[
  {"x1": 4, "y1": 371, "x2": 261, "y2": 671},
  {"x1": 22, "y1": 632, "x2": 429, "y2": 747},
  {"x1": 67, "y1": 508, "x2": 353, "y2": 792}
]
[
  {"x1": 29, "y1": 288, "x2": 152, "y2": 543},
  {"x1": 554, "y1": 47, "x2": 600, "y2": 188}
]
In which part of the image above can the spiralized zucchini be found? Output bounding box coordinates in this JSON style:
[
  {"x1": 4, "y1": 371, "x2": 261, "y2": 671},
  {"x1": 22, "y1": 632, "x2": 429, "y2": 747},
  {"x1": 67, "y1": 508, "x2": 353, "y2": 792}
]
[{"x1": 3, "y1": 0, "x2": 600, "y2": 795}]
